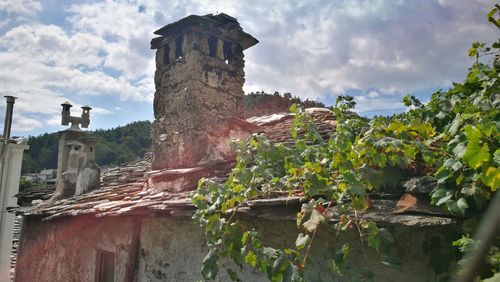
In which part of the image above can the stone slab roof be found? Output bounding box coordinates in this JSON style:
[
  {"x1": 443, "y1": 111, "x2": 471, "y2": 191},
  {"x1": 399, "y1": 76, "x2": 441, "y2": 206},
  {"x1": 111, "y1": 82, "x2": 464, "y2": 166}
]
[
  {"x1": 151, "y1": 13, "x2": 258, "y2": 50},
  {"x1": 12, "y1": 109, "x2": 456, "y2": 227}
]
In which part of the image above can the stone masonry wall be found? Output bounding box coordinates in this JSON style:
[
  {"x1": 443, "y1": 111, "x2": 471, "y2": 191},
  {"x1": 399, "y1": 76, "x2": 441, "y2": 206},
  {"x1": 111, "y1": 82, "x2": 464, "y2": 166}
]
[{"x1": 151, "y1": 28, "x2": 247, "y2": 170}]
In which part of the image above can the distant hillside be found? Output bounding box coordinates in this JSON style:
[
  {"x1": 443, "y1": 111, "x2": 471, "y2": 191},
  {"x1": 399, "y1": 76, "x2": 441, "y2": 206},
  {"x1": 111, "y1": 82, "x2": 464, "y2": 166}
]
[
  {"x1": 243, "y1": 91, "x2": 325, "y2": 118},
  {"x1": 22, "y1": 92, "x2": 325, "y2": 172},
  {"x1": 22, "y1": 121, "x2": 152, "y2": 173}
]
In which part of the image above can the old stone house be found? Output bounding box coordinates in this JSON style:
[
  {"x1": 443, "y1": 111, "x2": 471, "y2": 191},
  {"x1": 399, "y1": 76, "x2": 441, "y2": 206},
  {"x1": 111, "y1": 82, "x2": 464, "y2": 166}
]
[{"x1": 12, "y1": 14, "x2": 459, "y2": 281}]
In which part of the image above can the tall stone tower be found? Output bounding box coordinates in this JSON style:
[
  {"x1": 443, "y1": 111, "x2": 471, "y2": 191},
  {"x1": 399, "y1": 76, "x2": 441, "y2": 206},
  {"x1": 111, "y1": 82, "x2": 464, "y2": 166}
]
[{"x1": 150, "y1": 14, "x2": 258, "y2": 170}]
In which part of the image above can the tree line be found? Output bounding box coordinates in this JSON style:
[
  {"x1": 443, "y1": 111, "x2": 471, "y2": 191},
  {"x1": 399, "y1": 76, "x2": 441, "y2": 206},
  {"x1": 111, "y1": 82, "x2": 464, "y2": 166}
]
[
  {"x1": 243, "y1": 91, "x2": 325, "y2": 118},
  {"x1": 22, "y1": 121, "x2": 152, "y2": 173},
  {"x1": 22, "y1": 92, "x2": 324, "y2": 173}
]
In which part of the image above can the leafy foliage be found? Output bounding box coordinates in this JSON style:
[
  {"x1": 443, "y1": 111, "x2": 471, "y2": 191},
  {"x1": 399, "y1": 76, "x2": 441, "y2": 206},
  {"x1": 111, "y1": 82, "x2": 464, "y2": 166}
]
[
  {"x1": 192, "y1": 99, "x2": 402, "y2": 281},
  {"x1": 93, "y1": 121, "x2": 152, "y2": 165},
  {"x1": 427, "y1": 34, "x2": 499, "y2": 218},
  {"x1": 18, "y1": 178, "x2": 38, "y2": 192},
  {"x1": 192, "y1": 7, "x2": 500, "y2": 281},
  {"x1": 453, "y1": 234, "x2": 500, "y2": 279},
  {"x1": 243, "y1": 91, "x2": 325, "y2": 118}
]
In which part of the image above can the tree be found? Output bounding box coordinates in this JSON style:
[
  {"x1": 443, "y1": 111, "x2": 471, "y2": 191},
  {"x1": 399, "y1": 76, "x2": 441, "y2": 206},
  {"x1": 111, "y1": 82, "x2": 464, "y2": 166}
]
[{"x1": 23, "y1": 121, "x2": 153, "y2": 171}]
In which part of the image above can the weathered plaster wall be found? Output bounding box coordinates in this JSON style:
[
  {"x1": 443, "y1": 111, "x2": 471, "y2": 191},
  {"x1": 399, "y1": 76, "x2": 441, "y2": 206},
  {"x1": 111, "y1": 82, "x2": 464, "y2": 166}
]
[
  {"x1": 138, "y1": 217, "x2": 458, "y2": 282},
  {"x1": 15, "y1": 216, "x2": 136, "y2": 282},
  {"x1": 16, "y1": 215, "x2": 458, "y2": 281},
  {"x1": 137, "y1": 217, "x2": 268, "y2": 282}
]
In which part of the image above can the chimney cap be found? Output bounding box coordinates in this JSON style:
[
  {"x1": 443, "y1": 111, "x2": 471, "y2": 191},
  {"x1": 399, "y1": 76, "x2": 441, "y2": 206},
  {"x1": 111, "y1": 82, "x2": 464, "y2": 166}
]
[
  {"x1": 61, "y1": 101, "x2": 73, "y2": 107},
  {"x1": 4, "y1": 95, "x2": 17, "y2": 102},
  {"x1": 81, "y1": 105, "x2": 92, "y2": 110},
  {"x1": 151, "y1": 13, "x2": 258, "y2": 50}
]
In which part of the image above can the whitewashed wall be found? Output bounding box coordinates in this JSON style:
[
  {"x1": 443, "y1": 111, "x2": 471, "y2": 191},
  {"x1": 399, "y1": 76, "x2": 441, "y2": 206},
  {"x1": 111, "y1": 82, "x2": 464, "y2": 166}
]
[{"x1": 0, "y1": 143, "x2": 28, "y2": 280}]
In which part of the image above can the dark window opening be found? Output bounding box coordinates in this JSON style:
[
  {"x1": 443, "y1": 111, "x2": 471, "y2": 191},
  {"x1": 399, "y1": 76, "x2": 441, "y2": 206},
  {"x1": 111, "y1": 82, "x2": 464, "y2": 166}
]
[
  {"x1": 223, "y1": 42, "x2": 242, "y2": 63},
  {"x1": 208, "y1": 36, "x2": 217, "y2": 57},
  {"x1": 162, "y1": 45, "x2": 170, "y2": 65},
  {"x1": 223, "y1": 41, "x2": 233, "y2": 62},
  {"x1": 95, "y1": 250, "x2": 115, "y2": 282},
  {"x1": 89, "y1": 146, "x2": 93, "y2": 152},
  {"x1": 175, "y1": 36, "x2": 183, "y2": 58}
]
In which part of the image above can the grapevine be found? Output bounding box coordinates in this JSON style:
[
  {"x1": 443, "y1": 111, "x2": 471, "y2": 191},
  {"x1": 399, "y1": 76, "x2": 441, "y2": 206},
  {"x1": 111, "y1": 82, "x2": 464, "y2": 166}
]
[{"x1": 192, "y1": 7, "x2": 499, "y2": 281}]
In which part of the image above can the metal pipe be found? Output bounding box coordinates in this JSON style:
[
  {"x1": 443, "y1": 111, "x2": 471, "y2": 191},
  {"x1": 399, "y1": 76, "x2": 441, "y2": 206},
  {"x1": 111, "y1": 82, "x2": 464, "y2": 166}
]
[
  {"x1": 2, "y1": 96, "x2": 16, "y2": 142},
  {"x1": 0, "y1": 96, "x2": 17, "y2": 198}
]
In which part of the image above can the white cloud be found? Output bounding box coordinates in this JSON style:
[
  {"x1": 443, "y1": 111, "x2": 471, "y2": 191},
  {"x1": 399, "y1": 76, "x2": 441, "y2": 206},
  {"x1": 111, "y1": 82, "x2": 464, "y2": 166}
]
[
  {"x1": 367, "y1": 91, "x2": 380, "y2": 98},
  {"x1": 0, "y1": 2, "x2": 154, "y2": 132},
  {"x1": 0, "y1": 0, "x2": 497, "y2": 134},
  {"x1": 0, "y1": 22, "x2": 153, "y2": 101},
  {"x1": 10, "y1": 113, "x2": 43, "y2": 132},
  {"x1": 0, "y1": 0, "x2": 42, "y2": 16},
  {"x1": 240, "y1": 0, "x2": 497, "y2": 97}
]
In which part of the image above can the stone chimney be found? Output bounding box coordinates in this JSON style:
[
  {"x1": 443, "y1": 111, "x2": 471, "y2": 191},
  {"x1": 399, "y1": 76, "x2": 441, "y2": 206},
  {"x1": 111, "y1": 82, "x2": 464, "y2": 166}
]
[
  {"x1": 150, "y1": 13, "x2": 258, "y2": 170},
  {"x1": 49, "y1": 103, "x2": 100, "y2": 201}
]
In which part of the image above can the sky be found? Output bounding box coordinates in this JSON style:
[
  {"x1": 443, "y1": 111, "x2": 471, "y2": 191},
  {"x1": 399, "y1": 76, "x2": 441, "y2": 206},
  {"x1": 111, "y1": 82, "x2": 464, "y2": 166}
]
[{"x1": 0, "y1": 0, "x2": 497, "y2": 137}]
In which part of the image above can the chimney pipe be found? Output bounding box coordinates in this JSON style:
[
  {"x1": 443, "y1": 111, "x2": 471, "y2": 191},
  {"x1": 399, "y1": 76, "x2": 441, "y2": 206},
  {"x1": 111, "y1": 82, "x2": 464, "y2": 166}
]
[
  {"x1": 3, "y1": 96, "x2": 16, "y2": 142},
  {"x1": 0, "y1": 96, "x2": 16, "y2": 199},
  {"x1": 61, "y1": 102, "x2": 72, "y2": 126}
]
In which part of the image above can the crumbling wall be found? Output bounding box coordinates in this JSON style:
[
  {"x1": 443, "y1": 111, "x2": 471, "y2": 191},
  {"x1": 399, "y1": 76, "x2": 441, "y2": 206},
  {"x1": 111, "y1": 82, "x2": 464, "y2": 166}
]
[
  {"x1": 15, "y1": 216, "x2": 135, "y2": 282},
  {"x1": 15, "y1": 215, "x2": 458, "y2": 281},
  {"x1": 138, "y1": 217, "x2": 458, "y2": 282},
  {"x1": 137, "y1": 217, "x2": 267, "y2": 282}
]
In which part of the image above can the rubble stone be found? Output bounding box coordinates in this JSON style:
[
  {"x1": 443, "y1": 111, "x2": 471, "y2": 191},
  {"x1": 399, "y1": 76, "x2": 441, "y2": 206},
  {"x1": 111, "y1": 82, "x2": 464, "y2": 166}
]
[
  {"x1": 403, "y1": 176, "x2": 437, "y2": 194},
  {"x1": 150, "y1": 14, "x2": 258, "y2": 170}
]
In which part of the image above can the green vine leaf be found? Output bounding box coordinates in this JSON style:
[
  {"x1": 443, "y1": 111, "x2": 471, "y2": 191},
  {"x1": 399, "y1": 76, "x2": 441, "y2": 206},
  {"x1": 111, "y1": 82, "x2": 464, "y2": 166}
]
[
  {"x1": 295, "y1": 233, "x2": 310, "y2": 250},
  {"x1": 446, "y1": 198, "x2": 469, "y2": 217},
  {"x1": 493, "y1": 149, "x2": 500, "y2": 166},
  {"x1": 482, "y1": 166, "x2": 499, "y2": 191},
  {"x1": 245, "y1": 251, "x2": 257, "y2": 267},
  {"x1": 448, "y1": 114, "x2": 462, "y2": 135},
  {"x1": 463, "y1": 140, "x2": 490, "y2": 169},
  {"x1": 201, "y1": 248, "x2": 220, "y2": 279},
  {"x1": 453, "y1": 142, "x2": 467, "y2": 158}
]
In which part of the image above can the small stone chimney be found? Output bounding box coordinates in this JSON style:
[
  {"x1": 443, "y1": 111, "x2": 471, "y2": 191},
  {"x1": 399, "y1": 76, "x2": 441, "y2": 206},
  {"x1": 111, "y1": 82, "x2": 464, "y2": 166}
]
[
  {"x1": 150, "y1": 13, "x2": 258, "y2": 170},
  {"x1": 49, "y1": 103, "x2": 100, "y2": 201}
]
